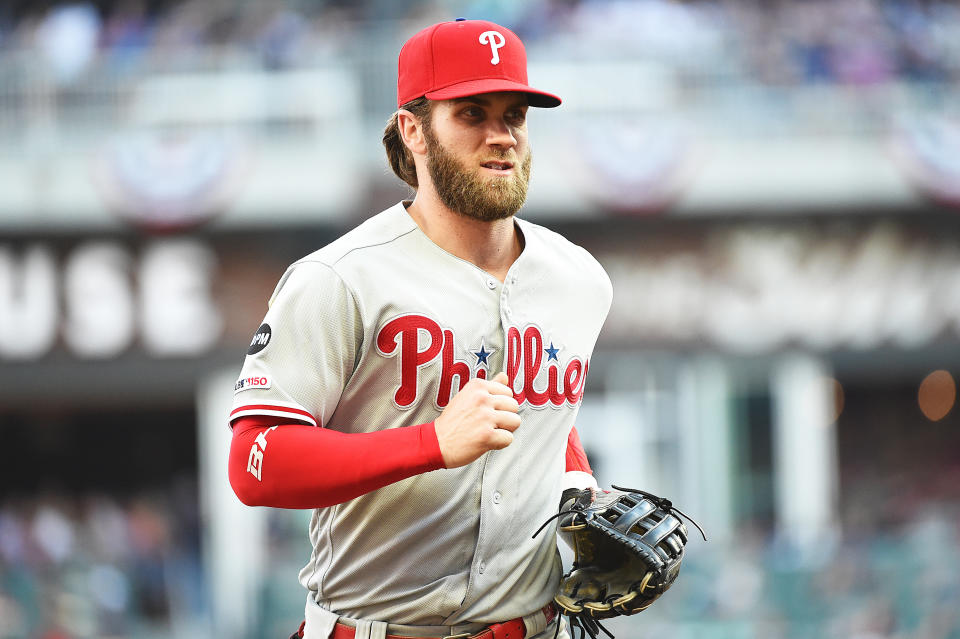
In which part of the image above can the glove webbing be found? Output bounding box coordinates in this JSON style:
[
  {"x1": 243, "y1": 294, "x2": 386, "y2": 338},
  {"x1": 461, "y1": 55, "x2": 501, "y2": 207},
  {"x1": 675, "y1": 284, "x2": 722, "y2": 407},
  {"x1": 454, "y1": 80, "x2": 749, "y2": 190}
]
[
  {"x1": 531, "y1": 487, "x2": 707, "y2": 543},
  {"x1": 611, "y1": 486, "x2": 707, "y2": 542}
]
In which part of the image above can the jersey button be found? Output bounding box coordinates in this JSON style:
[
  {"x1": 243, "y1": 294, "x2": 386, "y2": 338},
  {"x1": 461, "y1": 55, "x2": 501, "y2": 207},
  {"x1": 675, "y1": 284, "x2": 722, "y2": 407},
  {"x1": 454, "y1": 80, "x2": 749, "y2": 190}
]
[
  {"x1": 493, "y1": 491, "x2": 502, "y2": 504},
  {"x1": 486, "y1": 277, "x2": 497, "y2": 290},
  {"x1": 478, "y1": 561, "x2": 486, "y2": 574}
]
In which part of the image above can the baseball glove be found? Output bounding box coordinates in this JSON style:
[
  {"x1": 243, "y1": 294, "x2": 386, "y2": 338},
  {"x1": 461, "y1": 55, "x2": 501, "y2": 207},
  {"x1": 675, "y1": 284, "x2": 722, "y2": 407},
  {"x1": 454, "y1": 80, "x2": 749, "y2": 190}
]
[{"x1": 534, "y1": 486, "x2": 706, "y2": 639}]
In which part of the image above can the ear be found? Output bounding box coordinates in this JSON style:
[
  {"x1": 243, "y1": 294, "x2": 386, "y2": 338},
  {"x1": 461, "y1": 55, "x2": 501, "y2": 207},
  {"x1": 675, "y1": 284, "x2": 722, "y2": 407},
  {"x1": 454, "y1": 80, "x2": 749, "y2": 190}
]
[{"x1": 397, "y1": 109, "x2": 428, "y2": 156}]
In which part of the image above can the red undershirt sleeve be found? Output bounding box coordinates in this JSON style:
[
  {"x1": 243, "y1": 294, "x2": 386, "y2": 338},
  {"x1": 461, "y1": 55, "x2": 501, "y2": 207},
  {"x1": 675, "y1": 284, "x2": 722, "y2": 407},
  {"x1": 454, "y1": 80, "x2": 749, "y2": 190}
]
[
  {"x1": 565, "y1": 425, "x2": 593, "y2": 474},
  {"x1": 228, "y1": 415, "x2": 446, "y2": 509}
]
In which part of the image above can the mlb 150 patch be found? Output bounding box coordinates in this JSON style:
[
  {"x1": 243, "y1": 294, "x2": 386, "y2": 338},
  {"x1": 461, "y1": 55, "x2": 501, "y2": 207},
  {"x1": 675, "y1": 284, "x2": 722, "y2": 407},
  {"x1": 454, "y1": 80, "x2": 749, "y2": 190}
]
[{"x1": 235, "y1": 375, "x2": 271, "y2": 393}]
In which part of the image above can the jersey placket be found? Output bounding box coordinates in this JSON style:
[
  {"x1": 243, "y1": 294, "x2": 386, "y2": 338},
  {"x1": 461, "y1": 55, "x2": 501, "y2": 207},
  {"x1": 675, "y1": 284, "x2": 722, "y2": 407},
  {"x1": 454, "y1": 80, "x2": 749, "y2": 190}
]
[{"x1": 457, "y1": 269, "x2": 519, "y2": 612}]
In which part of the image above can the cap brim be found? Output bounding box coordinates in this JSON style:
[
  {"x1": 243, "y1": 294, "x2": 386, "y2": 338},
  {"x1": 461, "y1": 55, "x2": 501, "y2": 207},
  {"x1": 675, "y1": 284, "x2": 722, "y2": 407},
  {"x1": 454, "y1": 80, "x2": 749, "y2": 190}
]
[{"x1": 425, "y1": 78, "x2": 561, "y2": 108}]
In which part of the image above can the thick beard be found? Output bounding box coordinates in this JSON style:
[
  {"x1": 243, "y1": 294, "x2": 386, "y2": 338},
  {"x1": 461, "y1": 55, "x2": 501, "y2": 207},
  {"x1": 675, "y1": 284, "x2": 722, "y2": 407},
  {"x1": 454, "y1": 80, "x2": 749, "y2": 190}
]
[{"x1": 424, "y1": 129, "x2": 532, "y2": 222}]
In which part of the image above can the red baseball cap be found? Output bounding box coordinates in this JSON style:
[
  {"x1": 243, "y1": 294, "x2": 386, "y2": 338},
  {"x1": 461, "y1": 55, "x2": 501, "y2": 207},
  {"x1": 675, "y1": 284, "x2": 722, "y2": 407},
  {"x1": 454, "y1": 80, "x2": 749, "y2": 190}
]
[{"x1": 397, "y1": 18, "x2": 561, "y2": 108}]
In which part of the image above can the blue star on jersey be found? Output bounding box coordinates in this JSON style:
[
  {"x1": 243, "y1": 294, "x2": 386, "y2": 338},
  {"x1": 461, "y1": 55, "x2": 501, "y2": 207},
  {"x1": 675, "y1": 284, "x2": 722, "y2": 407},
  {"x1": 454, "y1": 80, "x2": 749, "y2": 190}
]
[
  {"x1": 545, "y1": 341, "x2": 560, "y2": 361},
  {"x1": 473, "y1": 340, "x2": 493, "y2": 366}
]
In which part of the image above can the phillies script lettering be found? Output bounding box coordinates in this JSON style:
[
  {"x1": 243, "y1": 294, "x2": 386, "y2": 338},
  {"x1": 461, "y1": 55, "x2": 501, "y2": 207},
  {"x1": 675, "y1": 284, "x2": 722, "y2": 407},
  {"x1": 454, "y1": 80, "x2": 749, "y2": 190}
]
[{"x1": 376, "y1": 314, "x2": 589, "y2": 409}]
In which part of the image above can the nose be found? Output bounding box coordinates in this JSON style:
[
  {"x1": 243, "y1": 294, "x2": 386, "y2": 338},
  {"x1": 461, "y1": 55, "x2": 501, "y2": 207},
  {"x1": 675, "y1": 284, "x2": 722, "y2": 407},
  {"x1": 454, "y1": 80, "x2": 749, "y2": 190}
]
[{"x1": 485, "y1": 118, "x2": 517, "y2": 149}]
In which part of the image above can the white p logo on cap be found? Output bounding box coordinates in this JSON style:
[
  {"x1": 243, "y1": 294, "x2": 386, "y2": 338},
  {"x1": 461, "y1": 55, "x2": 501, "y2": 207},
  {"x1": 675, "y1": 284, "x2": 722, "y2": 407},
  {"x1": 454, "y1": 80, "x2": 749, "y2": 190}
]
[{"x1": 478, "y1": 30, "x2": 506, "y2": 65}]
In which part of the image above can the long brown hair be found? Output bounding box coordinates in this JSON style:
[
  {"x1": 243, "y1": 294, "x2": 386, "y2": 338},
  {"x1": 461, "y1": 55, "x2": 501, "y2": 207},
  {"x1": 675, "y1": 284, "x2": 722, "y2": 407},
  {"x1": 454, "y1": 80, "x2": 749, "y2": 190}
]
[{"x1": 382, "y1": 97, "x2": 431, "y2": 189}]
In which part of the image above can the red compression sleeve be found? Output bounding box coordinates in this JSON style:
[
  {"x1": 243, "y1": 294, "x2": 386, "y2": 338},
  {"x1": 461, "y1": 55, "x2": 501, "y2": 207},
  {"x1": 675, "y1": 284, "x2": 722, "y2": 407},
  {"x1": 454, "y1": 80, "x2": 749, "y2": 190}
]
[
  {"x1": 228, "y1": 415, "x2": 446, "y2": 509},
  {"x1": 565, "y1": 426, "x2": 593, "y2": 474}
]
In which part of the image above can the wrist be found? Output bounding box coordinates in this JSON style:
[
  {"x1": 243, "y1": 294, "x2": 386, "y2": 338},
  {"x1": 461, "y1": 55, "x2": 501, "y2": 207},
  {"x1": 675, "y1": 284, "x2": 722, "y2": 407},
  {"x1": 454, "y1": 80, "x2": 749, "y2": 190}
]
[{"x1": 419, "y1": 421, "x2": 447, "y2": 470}]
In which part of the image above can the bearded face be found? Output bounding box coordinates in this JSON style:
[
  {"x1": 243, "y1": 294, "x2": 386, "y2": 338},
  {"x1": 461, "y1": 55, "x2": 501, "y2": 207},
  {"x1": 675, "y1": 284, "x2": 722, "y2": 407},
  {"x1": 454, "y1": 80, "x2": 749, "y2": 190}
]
[{"x1": 423, "y1": 122, "x2": 532, "y2": 222}]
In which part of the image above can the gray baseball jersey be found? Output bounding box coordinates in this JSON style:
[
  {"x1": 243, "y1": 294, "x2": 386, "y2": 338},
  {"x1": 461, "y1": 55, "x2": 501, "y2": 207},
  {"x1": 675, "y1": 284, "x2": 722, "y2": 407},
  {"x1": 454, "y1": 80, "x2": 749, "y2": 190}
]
[{"x1": 231, "y1": 201, "x2": 612, "y2": 625}]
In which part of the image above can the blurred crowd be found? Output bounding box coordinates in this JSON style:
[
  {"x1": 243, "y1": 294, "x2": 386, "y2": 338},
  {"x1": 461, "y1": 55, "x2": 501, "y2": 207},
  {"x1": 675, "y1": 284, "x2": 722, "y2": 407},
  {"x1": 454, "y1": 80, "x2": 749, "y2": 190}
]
[
  {"x1": 2, "y1": 487, "x2": 958, "y2": 638},
  {"x1": 720, "y1": 0, "x2": 960, "y2": 84},
  {"x1": 0, "y1": 484, "x2": 203, "y2": 639},
  {"x1": 0, "y1": 0, "x2": 956, "y2": 86}
]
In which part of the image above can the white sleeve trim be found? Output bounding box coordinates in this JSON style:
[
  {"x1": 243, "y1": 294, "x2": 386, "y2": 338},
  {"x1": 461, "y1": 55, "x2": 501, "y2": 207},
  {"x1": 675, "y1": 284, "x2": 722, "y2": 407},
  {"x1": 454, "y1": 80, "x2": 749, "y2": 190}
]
[{"x1": 230, "y1": 400, "x2": 318, "y2": 427}]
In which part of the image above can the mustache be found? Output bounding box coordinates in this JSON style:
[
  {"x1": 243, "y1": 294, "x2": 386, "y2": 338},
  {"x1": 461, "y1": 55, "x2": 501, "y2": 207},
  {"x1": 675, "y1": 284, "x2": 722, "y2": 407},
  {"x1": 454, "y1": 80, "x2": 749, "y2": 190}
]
[{"x1": 484, "y1": 148, "x2": 526, "y2": 164}]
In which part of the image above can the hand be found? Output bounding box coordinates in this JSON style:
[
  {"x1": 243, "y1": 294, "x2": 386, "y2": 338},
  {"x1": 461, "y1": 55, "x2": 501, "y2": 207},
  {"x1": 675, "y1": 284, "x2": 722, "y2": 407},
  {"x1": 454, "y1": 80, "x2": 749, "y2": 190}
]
[{"x1": 434, "y1": 372, "x2": 521, "y2": 468}]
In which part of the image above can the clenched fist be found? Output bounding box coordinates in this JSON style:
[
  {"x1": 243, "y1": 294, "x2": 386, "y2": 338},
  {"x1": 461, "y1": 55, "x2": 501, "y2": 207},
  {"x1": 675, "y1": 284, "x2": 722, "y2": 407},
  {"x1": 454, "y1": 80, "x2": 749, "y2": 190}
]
[{"x1": 434, "y1": 372, "x2": 521, "y2": 468}]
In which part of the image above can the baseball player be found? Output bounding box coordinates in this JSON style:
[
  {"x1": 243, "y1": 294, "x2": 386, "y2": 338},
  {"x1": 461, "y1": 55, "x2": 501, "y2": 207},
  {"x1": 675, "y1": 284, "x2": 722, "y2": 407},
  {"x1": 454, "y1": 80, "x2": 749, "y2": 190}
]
[{"x1": 228, "y1": 18, "x2": 612, "y2": 639}]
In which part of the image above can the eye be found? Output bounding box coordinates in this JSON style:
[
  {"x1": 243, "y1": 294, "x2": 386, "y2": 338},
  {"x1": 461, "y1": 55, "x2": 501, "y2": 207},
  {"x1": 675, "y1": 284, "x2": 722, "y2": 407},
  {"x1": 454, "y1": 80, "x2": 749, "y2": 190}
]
[
  {"x1": 507, "y1": 108, "x2": 528, "y2": 125},
  {"x1": 461, "y1": 106, "x2": 484, "y2": 119}
]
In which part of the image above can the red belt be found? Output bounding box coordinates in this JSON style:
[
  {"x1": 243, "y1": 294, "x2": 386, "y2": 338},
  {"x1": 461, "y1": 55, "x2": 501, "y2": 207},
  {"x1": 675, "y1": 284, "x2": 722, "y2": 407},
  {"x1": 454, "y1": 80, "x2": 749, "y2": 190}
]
[{"x1": 296, "y1": 605, "x2": 556, "y2": 639}]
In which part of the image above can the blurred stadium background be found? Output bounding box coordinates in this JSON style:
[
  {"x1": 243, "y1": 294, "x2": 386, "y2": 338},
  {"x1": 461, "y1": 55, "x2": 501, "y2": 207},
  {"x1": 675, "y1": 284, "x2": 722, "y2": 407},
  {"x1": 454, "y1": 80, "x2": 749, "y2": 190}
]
[{"x1": 1, "y1": 0, "x2": 959, "y2": 637}]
